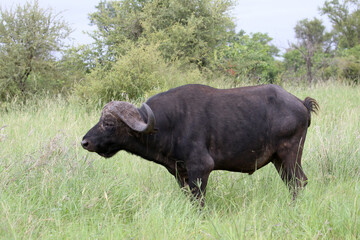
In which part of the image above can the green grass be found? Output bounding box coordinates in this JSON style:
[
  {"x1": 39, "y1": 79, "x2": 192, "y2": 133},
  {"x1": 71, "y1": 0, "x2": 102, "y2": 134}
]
[{"x1": 0, "y1": 82, "x2": 359, "y2": 239}]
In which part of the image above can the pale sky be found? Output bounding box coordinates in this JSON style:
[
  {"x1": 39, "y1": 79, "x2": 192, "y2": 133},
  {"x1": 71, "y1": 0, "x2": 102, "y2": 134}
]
[{"x1": 1, "y1": 0, "x2": 331, "y2": 52}]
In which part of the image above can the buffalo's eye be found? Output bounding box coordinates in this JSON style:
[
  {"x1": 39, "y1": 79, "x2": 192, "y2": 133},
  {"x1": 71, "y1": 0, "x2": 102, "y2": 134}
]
[{"x1": 103, "y1": 121, "x2": 115, "y2": 128}]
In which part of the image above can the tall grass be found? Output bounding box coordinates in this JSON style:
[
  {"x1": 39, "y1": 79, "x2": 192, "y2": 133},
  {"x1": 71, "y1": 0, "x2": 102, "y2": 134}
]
[{"x1": 0, "y1": 82, "x2": 359, "y2": 239}]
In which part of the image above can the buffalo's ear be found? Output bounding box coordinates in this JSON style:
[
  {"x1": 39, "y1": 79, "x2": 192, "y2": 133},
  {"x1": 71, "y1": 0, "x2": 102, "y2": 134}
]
[{"x1": 103, "y1": 101, "x2": 156, "y2": 134}]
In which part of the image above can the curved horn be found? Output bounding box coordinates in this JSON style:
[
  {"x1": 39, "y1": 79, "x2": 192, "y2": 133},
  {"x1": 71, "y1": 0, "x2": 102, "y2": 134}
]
[
  {"x1": 104, "y1": 101, "x2": 156, "y2": 134},
  {"x1": 140, "y1": 103, "x2": 156, "y2": 133}
]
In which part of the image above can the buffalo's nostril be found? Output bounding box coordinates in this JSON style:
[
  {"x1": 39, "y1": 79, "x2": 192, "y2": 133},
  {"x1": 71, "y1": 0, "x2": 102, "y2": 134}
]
[{"x1": 81, "y1": 139, "x2": 89, "y2": 149}]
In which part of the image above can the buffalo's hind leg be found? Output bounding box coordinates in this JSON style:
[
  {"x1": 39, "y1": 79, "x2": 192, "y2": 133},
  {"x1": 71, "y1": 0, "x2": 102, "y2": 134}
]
[{"x1": 273, "y1": 134, "x2": 308, "y2": 199}]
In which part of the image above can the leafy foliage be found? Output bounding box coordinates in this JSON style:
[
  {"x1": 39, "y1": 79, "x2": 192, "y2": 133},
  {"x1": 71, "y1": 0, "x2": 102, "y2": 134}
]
[
  {"x1": 284, "y1": 18, "x2": 334, "y2": 83},
  {"x1": 87, "y1": 0, "x2": 148, "y2": 64},
  {"x1": 75, "y1": 43, "x2": 204, "y2": 103},
  {"x1": 324, "y1": 45, "x2": 360, "y2": 83},
  {"x1": 88, "y1": 0, "x2": 235, "y2": 67},
  {"x1": 218, "y1": 32, "x2": 280, "y2": 83},
  {"x1": 3, "y1": 0, "x2": 360, "y2": 103},
  {"x1": 141, "y1": 0, "x2": 235, "y2": 65},
  {"x1": 320, "y1": 0, "x2": 360, "y2": 48},
  {"x1": 77, "y1": 0, "x2": 237, "y2": 102},
  {"x1": 0, "y1": 0, "x2": 72, "y2": 100}
]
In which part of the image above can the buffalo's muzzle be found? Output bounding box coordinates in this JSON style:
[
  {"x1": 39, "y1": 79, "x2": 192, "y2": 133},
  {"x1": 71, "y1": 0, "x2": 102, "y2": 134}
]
[{"x1": 81, "y1": 139, "x2": 89, "y2": 149}]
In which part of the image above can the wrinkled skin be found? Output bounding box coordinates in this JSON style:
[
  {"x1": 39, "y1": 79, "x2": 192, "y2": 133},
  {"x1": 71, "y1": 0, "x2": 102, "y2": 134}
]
[{"x1": 82, "y1": 84, "x2": 319, "y2": 206}]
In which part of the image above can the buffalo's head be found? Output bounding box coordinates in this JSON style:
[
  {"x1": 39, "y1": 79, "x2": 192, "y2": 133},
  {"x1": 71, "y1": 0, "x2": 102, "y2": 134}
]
[{"x1": 81, "y1": 101, "x2": 155, "y2": 158}]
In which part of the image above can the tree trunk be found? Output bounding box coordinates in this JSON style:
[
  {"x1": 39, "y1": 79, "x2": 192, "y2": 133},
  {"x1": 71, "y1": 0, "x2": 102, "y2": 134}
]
[
  {"x1": 18, "y1": 67, "x2": 32, "y2": 95},
  {"x1": 306, "y1": 56, "x2": 312, "y2": 85}
]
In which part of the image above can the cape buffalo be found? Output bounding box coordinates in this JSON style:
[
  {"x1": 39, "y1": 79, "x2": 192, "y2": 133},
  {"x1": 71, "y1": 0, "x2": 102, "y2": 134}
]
[{"x1": 81, "y1": 84, "x2": 318, "y2": 205}]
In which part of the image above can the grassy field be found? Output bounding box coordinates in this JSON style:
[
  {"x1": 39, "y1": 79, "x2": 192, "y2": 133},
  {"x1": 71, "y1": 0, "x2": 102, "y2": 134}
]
[{"x1": 0, "y1": 82, "x2": 359, "y2": 239}]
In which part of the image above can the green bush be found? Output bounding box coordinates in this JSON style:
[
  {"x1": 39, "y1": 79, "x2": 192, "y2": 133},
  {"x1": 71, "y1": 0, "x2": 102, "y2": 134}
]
[
  {"x1": 75, "y1": 44, "x2": 167, "y2": 102},
  {"x1": 217, "y1": 32, "x2": 281, "y2": 84},
  {"x1": 323, "y1": 46, "x2": 360, "y2": 84},
  {"x1": 75, "y1": 43, "x2": 208, "y2": 104},
  {"x1": 0, "y1": 0, "x2": 72, "y2": 102}
]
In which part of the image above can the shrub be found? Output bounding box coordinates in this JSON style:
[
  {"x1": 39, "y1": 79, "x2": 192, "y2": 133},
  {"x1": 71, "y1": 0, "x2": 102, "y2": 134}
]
[
  {"x1": 75, "y1": 43, "x2": 207, "y2": 104},
  {"x1": 75, "y1": 44, "x2": 168, "y2": 102},
  {"x1": 323, "y1": 46, "x2": 360, "y2": 84}
]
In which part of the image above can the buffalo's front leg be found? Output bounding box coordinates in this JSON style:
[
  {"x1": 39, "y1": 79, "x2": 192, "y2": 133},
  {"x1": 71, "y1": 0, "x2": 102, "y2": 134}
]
[
  {"x1": 175, "y1": 161, "x2": 189, "y2": 188},
  {"x1": 186, "y1": 154, "x2": 214, "y2": 206},
  {"x1": 166, "y1": 162, "x2": 209, "y2": 206},
  {"x1": 164, "y1": 161, "x2": 189, "y2": 188},
  {"x1": 187, "y1": 170, "x2": 210, "y2": 207}
]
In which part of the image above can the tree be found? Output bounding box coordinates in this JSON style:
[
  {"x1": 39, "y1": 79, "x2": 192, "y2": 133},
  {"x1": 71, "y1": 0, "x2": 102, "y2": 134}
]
[
  {"x1": 87, "y1": 0, "x2": 235, "y2": 67},
  {"x1": 0, "y1": 0, "x2": 72, "y2": 100},
  {"x1": 141, "y1": 0, "x2": 235, "y2": 65},
  {"x1": 291, "y1": 18, "x2": 333, "y2": 83},
  {"x1": 320, "y1": 0, "x2": 360, "y2": 49},
  {"x1": 77, "y1": 0, "x2": 237, "y2": 102},
  {"x1": 88, "y1": 0, "x2": 148, "y2": 65},
  {"x1": 282, "y1": 49, "x2": 305, "y2": 75},
  {"x1": 219, "y1": 31, "x2": 280, "y2": 83}
]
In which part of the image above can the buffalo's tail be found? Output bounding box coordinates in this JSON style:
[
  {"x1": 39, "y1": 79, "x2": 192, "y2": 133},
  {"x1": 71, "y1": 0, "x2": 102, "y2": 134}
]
[{"x1": 303, "y1": 97, "x2": 319, "y2": 126}]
